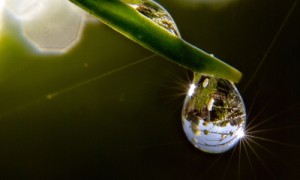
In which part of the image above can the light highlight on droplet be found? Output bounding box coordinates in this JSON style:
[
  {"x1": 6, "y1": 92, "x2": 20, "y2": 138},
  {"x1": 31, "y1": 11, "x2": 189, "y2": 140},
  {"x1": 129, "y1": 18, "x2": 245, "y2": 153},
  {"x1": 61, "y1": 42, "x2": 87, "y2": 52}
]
[
  {"x1": 188, "y1": 84, "x2": 196, "y2": 97},
  {"x1": 237, "y1": 129, "x2": 245, "y2": 139}
]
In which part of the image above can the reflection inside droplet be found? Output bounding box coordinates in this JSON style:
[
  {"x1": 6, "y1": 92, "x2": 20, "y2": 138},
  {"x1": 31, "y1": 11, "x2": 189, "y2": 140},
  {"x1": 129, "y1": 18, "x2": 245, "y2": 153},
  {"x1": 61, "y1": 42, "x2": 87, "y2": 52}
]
[
  {"x1": 182, "y1": 74, "x2": 246, "y2": 153},
  {"x1": 125, "y1": 0, "x2": 180, "y2": 36}
]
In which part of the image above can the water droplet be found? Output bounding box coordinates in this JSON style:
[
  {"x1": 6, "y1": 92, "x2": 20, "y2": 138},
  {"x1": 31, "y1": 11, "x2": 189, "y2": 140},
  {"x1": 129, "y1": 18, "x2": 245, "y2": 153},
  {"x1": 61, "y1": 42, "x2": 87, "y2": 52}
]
[
  {"x1": 126, "y1": 0, "x2": 180, "y2": 36},
  {"x1": 182, "y1": 74, "x2": 246, "y2": 153}
]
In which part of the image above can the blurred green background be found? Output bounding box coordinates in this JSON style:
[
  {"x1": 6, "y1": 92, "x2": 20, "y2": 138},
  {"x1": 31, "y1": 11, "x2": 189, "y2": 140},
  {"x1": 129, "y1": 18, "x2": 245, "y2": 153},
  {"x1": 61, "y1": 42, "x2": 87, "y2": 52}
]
[{"x1": 0, "y1": 0, "x2": 299, "y2": 179}]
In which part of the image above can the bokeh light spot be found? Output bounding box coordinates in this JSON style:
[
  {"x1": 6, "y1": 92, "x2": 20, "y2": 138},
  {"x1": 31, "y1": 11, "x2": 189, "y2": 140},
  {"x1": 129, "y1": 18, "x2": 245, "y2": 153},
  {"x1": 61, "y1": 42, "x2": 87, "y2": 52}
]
[
  {"x1": 4, "y1": 0, "x2": 91, "y2": 54},
  {"x1": 22, "y1": 1, "x2": 84, "y2": 53}
]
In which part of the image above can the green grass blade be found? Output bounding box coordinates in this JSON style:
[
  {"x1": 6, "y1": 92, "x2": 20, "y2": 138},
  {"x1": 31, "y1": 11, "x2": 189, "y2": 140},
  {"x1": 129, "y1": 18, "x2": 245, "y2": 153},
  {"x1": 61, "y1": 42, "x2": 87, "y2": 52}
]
[{"x1": 69, "y1": 0, "x2": 242, "y2": 83}]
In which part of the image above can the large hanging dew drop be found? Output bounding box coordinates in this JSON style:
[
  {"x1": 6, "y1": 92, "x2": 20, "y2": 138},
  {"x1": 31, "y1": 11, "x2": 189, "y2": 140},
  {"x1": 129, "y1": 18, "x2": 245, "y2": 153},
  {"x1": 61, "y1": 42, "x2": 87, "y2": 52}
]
[
  {"x1": 126, "y1": 0, "x2": 246, "y2": 153},
  {"x1": 182, "y1": 74, "x2": 246, "y2": 153}
]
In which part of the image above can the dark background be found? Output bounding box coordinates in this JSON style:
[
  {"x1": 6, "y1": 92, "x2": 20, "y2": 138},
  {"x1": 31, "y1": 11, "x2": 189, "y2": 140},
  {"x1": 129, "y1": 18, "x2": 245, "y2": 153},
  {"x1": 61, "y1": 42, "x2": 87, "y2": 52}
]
[{"x1": 0, "y1": 0, "x2": 299, "y2": 179}]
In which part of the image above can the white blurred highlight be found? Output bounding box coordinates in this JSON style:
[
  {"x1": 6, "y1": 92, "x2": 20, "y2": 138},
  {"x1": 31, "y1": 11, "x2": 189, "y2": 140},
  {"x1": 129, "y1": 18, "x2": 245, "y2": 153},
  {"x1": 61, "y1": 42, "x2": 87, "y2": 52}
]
[
  {"x1": 237, "y1": 129, "x2": 245, "y2": 139},
  {"x1": 188, "y1": 84, "x2": 196, "y2": 97},
  {"x1": 0, "y1": 0, "x2": 4, "y2": 11},
  {"x1": 3, "y1": 0, "x2": 98, "y2": 54},
  {"x1": 0, "y1": 0, "x2": 4, "y2": 33},
  {"x1": 5, "y1": 0, "x2": 44, "y2": 20}
]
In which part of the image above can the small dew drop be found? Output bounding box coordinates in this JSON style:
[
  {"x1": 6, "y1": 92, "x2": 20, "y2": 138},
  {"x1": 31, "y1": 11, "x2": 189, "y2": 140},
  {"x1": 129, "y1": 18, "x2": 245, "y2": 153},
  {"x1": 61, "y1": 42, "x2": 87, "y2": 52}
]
[{"x1": 127, "y1": 0, "x2": 180, "y2": 36}]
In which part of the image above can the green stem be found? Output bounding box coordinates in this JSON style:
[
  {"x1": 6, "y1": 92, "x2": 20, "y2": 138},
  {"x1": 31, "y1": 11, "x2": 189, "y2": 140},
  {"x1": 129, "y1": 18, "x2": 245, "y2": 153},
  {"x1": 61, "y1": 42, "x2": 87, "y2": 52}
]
[{"x1": 70, "y1": 0, "x2": 242, "y2": 83}]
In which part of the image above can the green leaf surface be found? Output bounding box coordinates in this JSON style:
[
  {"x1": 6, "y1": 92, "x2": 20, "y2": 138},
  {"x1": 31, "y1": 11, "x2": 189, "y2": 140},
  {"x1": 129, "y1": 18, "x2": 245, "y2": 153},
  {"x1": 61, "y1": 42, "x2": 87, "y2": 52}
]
[{"x1": 69, "y1": 0, "x2": 242, "y2": 83}]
